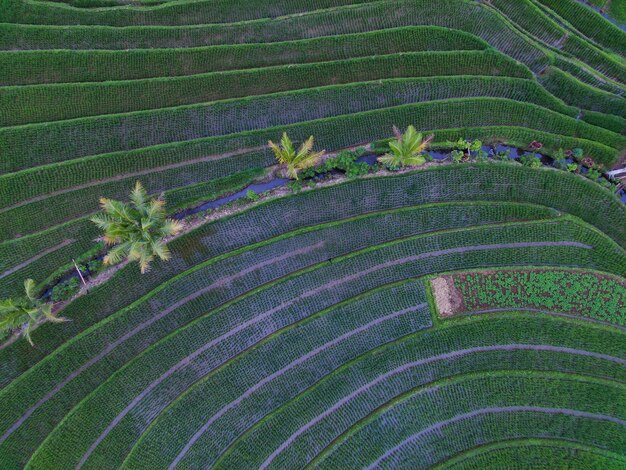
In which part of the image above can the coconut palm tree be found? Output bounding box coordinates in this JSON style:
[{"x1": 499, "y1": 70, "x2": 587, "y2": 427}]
[
  {"x1": 0, "y1": 279, "x2": 65, "y2": 345},
  {"x1": 268, "y1": 133, "x2": 325, "y2": 180},
  {"x1": 378, "y1": 126, "x2": 434, "y2": 169},
  {"x1": 91, "y1": 181, "x2": 183, "y2": 274}
]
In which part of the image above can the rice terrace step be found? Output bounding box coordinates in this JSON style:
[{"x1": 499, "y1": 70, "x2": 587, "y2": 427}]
[{"x1": 0, "y1": 0, "x2": 624, "y2": 468}]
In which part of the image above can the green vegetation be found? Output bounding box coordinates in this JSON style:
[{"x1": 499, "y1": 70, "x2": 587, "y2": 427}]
[
  {"x1": 0, "y1": 279, "x2": 64, "y2": 345},
  {"x1": 268, "y1": 133, "x2": 325, "y2": 180},
  {"x1": 1, "y1": 0, "x2": 624, "y2": 468},
  {"x1": 453, "y1": 269, "x2": 626, "y2": 324},
  {"x1": 90, "y1": 182, "x2": 182, "y2": 273},
  {"x1": 378, "y1": 126, "x2": 433, "y2": 169}
]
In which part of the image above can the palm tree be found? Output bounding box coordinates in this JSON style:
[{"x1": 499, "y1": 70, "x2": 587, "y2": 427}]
[
  {"x1": 268, "y1": 133, "x2": 325, "y2": 180},
  {"x1": 90, "y1": 181, "x2": 183, "y2": 274},
  {"x1": 0, "y1": 279, "x2": 65, "y2": 345},
  {"x1": 378, "y1": 126, "x2": 434, "y2": 168}
]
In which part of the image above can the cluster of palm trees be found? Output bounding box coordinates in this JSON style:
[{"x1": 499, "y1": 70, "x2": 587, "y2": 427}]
[{"x1": 2, "y1": 126, "x2": 434, "y2": 345}]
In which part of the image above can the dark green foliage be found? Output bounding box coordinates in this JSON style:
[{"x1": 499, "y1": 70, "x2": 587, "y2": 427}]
[
  {"x1": 50, "y1": 277, "x2": 80, "y2": 302},
  {"x1": 454, "y1": 269, "x2": 626, "y2": 324}
]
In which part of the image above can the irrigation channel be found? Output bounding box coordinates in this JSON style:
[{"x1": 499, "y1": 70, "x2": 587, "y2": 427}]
[{"x1": 41, "y1": 144, "x2": 626, "y2": 301}]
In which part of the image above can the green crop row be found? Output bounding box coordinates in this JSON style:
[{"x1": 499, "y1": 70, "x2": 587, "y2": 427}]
[
  {"x1": 2, "y1": 134, "x2": 624, "y2": 274},
  {"x1": 489, "y1": 0, "x2": 626, "y2": 86},
  {"x1": 0, "y1": 208, "x2": 621, "y2": 403},
  {"x1": 0, "y1": 0, "x2": 377, "y2": 26},
  {"x1": 0, "y1": 168, "x2": 264, "y2": 297},
  {"x1": 536, "y1": 0, "x2": 626, "y2": 56},
  {"x1": 8, "y1": 76, "x2": 621, "y2": 161},
  {"x1": 316, "y1": 373, "x2": 625, "y2": 469},
  {"x1": 11, "y1": 219, "x2": 617, "y2": 467},
  {"x1": 440, "y1": 440, "x2": 626, "y2": 470},
  {"x1": 453, "y1": 268, "x2": 626, "y2": 325},
  {"x1": 1, "y1": 49, "x2": 531, "y2": 127},
  {"x1": 0, "y1": 26, "x2": 488, "y2": 86},
  {"x1": 22, "y1": 280, "x2": 428, "y2": 468},
  {"x1": 0, "y1": 201, "x2": 560, "y2": 395},
  {"x1": 2, "y1": 96, "x2": 622, "y2": 203},
  {"x1": 130, "y1": 314, "x2": 626, "y2": 469},
  {"x1": 3, "y1": 75, "x2": 578, "y2": 165},
  {"x1": 553, "y1": 55, "x2": 625, "y2": 97},
  {"x1": 538, "y1": 67, "x2": 626, "y2": 117},
  {"x1": 0, "y1": 0, "x2": 547, "y2": 74},
  {"x1": 1, "y1": 164, "x2": 624, "y2": 386}
]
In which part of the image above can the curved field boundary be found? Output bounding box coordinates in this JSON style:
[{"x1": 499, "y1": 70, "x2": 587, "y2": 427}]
[
  {"x1": 308, "y1": 373, "x2": 625, "y2": 469},
  {"x1": 2, "y1": 0, "x2": 617, "y2": 97},
  {"x1": 180, "y1": 347, "x2": 626, "y2": 469},
  {"x1": 488, "y1": 0, "x2": 626, "y2": 85},
  {"x1": 3, "y1": 95, "x2": 622, "y2": 178},
  {"x1": 30, "y1": 316, "x2": 626, "y2": 468},
  {"x1": 0, "y1": 239, "x2": 74, "y2": 281},
  {"x1": 214, "y1": 361, "x2": 625, "y2": 469},
  {"x1": 0, "y1": 169, "x2": 260, "y2": 297},
  {"x1": 538, "y1": 67, "x2": 626, "y2": 116},
  {"x1": 0, "y1": 0, "x2": 377, "y2": 26},
  {"x1": 1, "y1": 125, "x2": 617, "y2": 230},
  {"x1": 436, "y1": 438, "x2": 626, "y2": 469},
  {"x1": 164, "y1": 303, "x2": 430, "y2": 468},
  {"x1": 5, "y1": 77, "x2": 596, "y2": 162},
  {"x1": 535, "y1": 0, "x2": 626, "y2": 56},
  {"x1": 0, "y1": 0, "x2": 550, "y2": 74},
  {"x1": 364, "y1": 407, "x2": 624, "y2": 469},
  {"x1": 125, "y1": 313, "x2": 626, "y2": 468},
  {"x1": 456, "y1": 308, "x2": 626, "y2": 331},
  {"x1": 0, "y1": 26, "x2": 489, "y2": 85},
  {"x1": 1, "y1": 165, "x2": 623, "y2": 384},
  {"x1": 0, "y1": 220, "x2": 608, "y2": 465},
  {"x1": 0, "y1": 50, "x2": 531, "y2": 126},
  {"x1": 0, "y1": 208, "x2": 560, "y2": 444}
]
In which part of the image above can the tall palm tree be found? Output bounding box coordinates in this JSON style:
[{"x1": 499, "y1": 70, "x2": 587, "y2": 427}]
[
  {"x1": 0, "y1": 279, "x2": 65, "y2": 345},
  {"x1": 268, "y1": 133, "x2": 325, "y2": 180},
  {"x1": 378, "y1": 125, "x2": 434, "y2": 169},
  {"x1": 91, "y1": 181, "x2": 183, "y2": 274}
]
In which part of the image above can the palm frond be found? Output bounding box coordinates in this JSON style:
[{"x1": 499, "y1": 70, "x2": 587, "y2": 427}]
[
  {"x1": 24, "y1": 279, "x2": 37, "y2": 302},
  {"x1": 103, "y1": 244, "x2": 129, "y2": 266},
  {"x1": 160, "y1": 219, "x2": 183, "y2": 238},
  {"x1": 138, "y1": 252, "x2": 155, "y2": 274},
  {"x1": 296, "y1": 136, "x2": 314, "y2": 157},
  {"x1": 130, "y1": 181, "x2": 148, "y2": 211},
  {"x1": 150, "y1": 240, "x2": 171, "y2": 261},
  {"x1": 280, "y1": 132, "x2": 294, "y2": 155},
  {"x1": 22, "y1": 323, "x2": 34, "y2": 346},
  {"x1": 41, "y1": 304, "x2": 67, "y2": 324}
]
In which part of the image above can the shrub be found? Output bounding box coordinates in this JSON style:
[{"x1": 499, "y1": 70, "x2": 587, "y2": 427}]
[{"x1": 520, "y1": 154, "x2": 542, "y2": 168}]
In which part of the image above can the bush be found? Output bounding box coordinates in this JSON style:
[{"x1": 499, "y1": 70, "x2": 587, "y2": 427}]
[
  {"x1": 520, "y1": 154, "x2": 542, "y2": 168},
  {"x1": 245, "y1": 190, "x2": 259, "y2": 202},
  {"x1": 50, "y1": 277, "x2": 80, "y2": 302}
]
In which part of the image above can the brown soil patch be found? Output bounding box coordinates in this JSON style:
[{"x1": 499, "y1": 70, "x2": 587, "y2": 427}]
[{"x1": 431, "y1": 275, "x2": 465, "y2": 318}]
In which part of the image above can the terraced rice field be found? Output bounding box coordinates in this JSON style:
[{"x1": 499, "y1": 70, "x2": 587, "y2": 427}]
[{"x1": 0, "y1": 0, "x2": 625, "y2": 468}]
